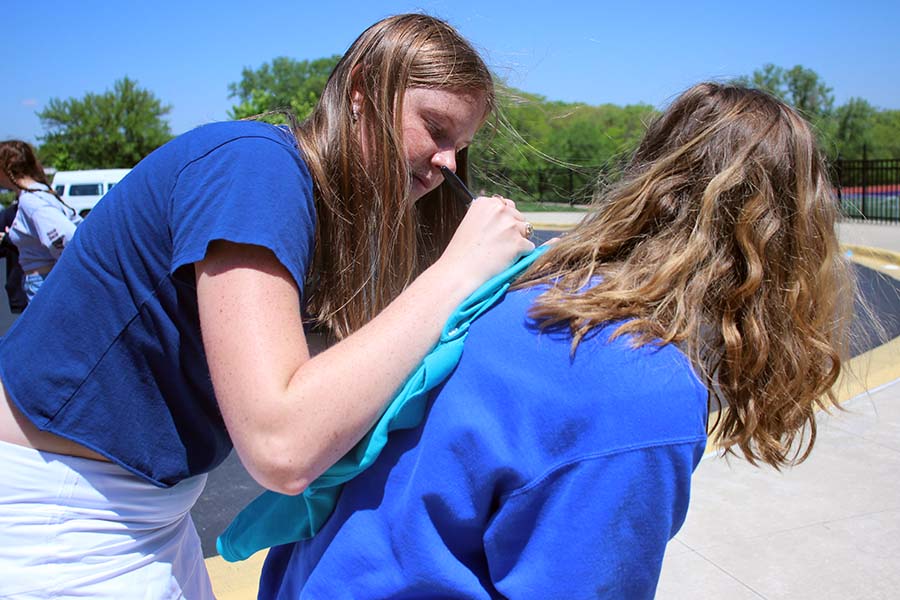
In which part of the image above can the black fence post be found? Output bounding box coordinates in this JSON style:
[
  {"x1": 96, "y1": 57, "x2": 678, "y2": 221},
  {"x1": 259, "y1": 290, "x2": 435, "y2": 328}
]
[
  {"x1": 861, "y1": 146, "x2": 868, "y2": 218},
  {"x1": 835, "y1": 159, "x2": 844, "y2": 215}
]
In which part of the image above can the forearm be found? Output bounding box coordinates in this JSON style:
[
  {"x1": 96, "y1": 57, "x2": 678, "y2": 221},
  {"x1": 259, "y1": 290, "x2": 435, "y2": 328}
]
[
  {"x1": 266, "y1": 260, "x2": 477, "y2": 493},
  {"x1": 200, "y1": 198, "x2": 531, "y2": 494},
  {"x1": 199, "y1": 244, "x2": 482, "y2": 495}
]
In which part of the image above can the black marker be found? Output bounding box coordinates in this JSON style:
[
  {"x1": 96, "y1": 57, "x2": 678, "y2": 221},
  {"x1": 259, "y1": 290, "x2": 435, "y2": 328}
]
[{"x1": 440, "y1": 166, "x2": 476, "y2": 207}]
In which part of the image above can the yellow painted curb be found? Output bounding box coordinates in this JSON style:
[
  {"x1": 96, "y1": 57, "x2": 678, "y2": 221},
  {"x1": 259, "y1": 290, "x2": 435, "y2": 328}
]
[
  {"x1": 842, "y1": 244, "x2": 900, "y2": 281},
  {"x1": 835, "y1": 336, "x2": 900, "y2": 403},
  {"x1": 842, "y1": 244, "x2": 900, "y2": 267},
  {"x1": 206, "y1": 551, "x2": 268, "y2": 600}
]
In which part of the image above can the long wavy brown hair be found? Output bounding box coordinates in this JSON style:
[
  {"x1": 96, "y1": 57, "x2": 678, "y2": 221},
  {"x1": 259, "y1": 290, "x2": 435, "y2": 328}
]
[
  {"x1": 0, "y1": 140, "x2": 54, "y2": 192},
  {"x1": 292, "y1": 14, "x2": 495, "y2": 339},
  {"x1": 519, "y1": 82, "x2": 855, "y2": 468}
]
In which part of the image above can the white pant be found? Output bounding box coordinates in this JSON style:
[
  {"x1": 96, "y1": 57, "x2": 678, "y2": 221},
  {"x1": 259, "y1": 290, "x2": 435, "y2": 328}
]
[{"x1": 0, "y1": 440, "x2": 214, "y2": 599}]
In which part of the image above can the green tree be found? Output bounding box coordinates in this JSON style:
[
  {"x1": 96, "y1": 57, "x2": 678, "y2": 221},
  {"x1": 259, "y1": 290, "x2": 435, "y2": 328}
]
[
  {"x1": 783, "y1": 65, "x2": 834, "y2": 119},
  {"x1": 869, "y1": 110, "x2": 900, "y2": 159},
  {"x1": 228, "y1": 55, "x2": 341, "y2": 121},
  {"x1": 731, "y1": 64, "x2": 900, "y2": 161},
  {"x1": 470, "y1": 82, "x2": 655, "y2": 202},
  {"x1": 37, "y1": 77, "x2": 173, "y2": 170},
  {"x1": 474, "y1": 88, "x2": 553, "y2": 169},
  {"x1": 826, "y1": 97, "x2": 876, "y2": 159},
  {"x1": 734, "y1": 63, "x2": 834, "y2": 119}
]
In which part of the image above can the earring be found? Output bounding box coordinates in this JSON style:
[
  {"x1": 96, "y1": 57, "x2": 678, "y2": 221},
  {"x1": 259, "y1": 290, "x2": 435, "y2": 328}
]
[{"x1": 351, "y1": 104, "x2": 359, "y2": 123}]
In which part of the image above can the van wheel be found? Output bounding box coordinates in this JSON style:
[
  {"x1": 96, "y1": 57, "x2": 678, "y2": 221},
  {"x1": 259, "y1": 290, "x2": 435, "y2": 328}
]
[{"x1": 79, "y1": 209, "x2": 91, "y2": 218}]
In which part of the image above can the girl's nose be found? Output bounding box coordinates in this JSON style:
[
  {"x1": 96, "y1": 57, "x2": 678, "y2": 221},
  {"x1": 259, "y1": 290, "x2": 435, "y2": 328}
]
[{"x1": 431, "y1": 149, "x2": 456, "y2": 173}]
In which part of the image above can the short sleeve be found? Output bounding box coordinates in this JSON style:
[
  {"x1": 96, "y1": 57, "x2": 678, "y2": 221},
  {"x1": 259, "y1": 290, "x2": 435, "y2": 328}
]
[
  {"x1": 484, "y1": 441, "x2": 704, "y2": 599},
  {"x1": 29, "y1": 203, "x2": 79, "y2": 258},
  {"x1": 169, "y1": 134, "x2": 316, "y2": 294},
  {"x1": 14, "y1": 192, "x2": 80, "y2": 259}
]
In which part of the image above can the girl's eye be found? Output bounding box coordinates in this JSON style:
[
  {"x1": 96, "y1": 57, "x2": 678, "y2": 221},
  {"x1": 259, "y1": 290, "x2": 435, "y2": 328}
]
[{"x1": 425, "y1": 119, "x2": 445, "y2": 140}]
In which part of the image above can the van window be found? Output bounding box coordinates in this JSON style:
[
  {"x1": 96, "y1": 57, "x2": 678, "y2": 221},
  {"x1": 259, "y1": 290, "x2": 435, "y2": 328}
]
[
  {"x1": 107, "y1": 182, "x2": 116, "y2": 191},
  {"x1": 69, "y1": 183, "x2": 103, "y2": 196},
  {"x1": 54, "y1": 185, "x2": 64, "y2": 195}
]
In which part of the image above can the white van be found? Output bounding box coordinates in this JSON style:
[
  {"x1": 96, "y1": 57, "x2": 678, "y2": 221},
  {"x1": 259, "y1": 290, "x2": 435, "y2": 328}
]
[{"x1": 52, "y1": 169, "x2": 132, "y2": 217}]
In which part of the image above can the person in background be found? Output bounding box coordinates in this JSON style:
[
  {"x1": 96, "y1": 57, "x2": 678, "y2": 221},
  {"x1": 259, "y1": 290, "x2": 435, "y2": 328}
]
[
  {"x1": 0, "y1": 201, "x2": 27, "y2": 313},
  {"x1": 259, "y1": 82, "x2": 856, "y2": 599},
  {"x1": 0, "y1": 14, "x2": 533, "y2": 599},
  {"x1": 0, "y1": 140, "x2": 82, "y2": 300}
]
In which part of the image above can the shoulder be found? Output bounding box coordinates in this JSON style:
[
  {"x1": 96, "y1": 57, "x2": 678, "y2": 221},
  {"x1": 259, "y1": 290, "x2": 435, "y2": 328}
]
[
  {"x1": 178, "y1": 122, "x2": 308, "y2": 181},
  {"x1": 139, "y1": 121, "x2": 305, "y2": 180},
  {"x1": 16, "y1": 189, "x2": 55, "y2": 212},
  {"x1": 123, "y1": 121, "x2": 311, "y2": 210},
  {"x1": 438, "y1": 283, "x2": 709, "y2": 478},
  {"x1": 183, "y1": 120, "x2": 297, "y2": 147},
  {"x1": 470, "y1": 283, "x2": 707, "y2": 407},
  {"x1": 163, "y1": 123, "x2": 317, "y2": 289}
]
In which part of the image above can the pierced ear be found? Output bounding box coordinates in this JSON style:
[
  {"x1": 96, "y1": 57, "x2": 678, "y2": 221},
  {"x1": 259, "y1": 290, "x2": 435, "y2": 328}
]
[
  {"x1": 349, "y1": 62, "x2": 366, "y2": 113},
  {"x1": 350, "y1": 85, "x2": 365, "y2": 124}
]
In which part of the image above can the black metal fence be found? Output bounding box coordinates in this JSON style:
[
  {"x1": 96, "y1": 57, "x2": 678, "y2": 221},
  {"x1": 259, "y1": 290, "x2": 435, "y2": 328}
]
[
  {"x1": 471, "y1": 166, "x2": 614, "y2": 205},
  {"x1": 475, "y1": 160, "x2": 900, "y2": 222},
  {"x1": 832, "y1": 159, "x2": 900, "y2": 223}
]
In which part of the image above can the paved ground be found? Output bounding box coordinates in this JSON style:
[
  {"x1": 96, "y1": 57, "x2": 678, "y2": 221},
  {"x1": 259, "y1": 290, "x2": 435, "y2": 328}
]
[
  {"x1": 838, "y1": 220, "x2": 900, "y2": 254},
  {"x1": 657, "y1": 379, "x2": 900, "y2": 599}
]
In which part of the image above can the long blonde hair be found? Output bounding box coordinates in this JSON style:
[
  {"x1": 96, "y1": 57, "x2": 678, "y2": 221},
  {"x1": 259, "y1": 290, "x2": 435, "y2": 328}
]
[
  {"x1": 520, "y1": 82, "x2": 855, "y2": 468},
  {"x1": 293, "y1": 14, "x2": 495, "y2": 339}
]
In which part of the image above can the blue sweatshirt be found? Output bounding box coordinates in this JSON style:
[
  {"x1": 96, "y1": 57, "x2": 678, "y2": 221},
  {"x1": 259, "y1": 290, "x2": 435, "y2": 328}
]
[{"x1": 259, "y1": 282, "x2": 709, "y2": 599}]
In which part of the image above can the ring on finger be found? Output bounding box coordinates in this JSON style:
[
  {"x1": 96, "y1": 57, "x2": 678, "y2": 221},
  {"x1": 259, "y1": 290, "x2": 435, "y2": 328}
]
[{"x1": 524, "y1": 221, "x2": 534, "y2": 238}]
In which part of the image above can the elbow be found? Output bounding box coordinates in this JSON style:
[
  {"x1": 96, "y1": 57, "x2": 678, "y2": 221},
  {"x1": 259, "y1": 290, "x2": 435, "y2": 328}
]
[{"x1": 238, "y1": 442, "x2": 316, "y2": 496}]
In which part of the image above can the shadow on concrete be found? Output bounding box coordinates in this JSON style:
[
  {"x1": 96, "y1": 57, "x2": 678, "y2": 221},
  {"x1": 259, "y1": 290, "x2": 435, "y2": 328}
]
[{"x1": 852, "y1": 266, "x2": 900, "y2": 355}]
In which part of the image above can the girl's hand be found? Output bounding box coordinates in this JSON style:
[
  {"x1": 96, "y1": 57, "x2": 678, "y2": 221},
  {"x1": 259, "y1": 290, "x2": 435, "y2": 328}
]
[{"x1": 434, "y1": 195, "x2": 535, "y2": 295}]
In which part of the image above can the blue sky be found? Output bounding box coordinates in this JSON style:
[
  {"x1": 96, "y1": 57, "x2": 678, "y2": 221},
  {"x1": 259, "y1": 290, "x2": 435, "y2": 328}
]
[{"x1": 4, "y1": 0, "x2": 898, "y2": 144}]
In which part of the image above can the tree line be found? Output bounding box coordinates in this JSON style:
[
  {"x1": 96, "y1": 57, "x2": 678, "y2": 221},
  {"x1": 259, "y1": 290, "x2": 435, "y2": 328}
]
[{"x1": 23, "y1": 59, "x2": 900, "y2": 203}]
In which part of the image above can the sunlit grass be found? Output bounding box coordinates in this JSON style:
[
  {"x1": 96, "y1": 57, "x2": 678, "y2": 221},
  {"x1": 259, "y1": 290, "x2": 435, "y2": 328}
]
[{"x1": 514, "y1": 200, "x2": 589, "y2": 212}]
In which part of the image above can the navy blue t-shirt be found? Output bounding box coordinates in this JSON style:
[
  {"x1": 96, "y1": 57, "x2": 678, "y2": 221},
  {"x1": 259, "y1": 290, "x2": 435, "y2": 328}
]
[{"x1": 0, "y1": 121, "x2": 316, "y2": 487}]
